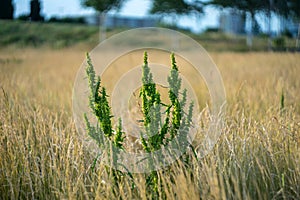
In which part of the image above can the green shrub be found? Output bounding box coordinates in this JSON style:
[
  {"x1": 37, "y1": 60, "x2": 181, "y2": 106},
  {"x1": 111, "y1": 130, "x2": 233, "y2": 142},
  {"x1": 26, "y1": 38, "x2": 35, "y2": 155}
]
[{"x1": 273, "y1": 36, "x2": 286, "y2": 49}]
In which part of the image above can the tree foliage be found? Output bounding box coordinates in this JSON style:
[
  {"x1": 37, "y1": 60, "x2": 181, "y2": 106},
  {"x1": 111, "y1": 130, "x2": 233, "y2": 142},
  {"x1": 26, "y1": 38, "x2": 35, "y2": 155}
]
[
  {"x1": 81, "y1": 0, "x2": 125, "y2": 13},
  {"x1": 30, "y1": 0, "x2": 44, "y2": 21},
  {"x1": 209, "y1": 0, "x2": 300, "y2": 19},
  {"x1": 287, "y1": 0, "x2": 300, "y2": 19},
  {"x1": 150, "y1": 0, "x2": 203, "y2": 16},
  {"x1": 209, "y1": 0, "x2": 265, "y2": 15}
]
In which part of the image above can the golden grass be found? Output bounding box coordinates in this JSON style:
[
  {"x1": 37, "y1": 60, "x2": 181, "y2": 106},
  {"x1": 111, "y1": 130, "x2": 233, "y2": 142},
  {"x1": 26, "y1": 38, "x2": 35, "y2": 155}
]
[{"x1": 0, "y1": 47, "x2": 299, "y2": 199}]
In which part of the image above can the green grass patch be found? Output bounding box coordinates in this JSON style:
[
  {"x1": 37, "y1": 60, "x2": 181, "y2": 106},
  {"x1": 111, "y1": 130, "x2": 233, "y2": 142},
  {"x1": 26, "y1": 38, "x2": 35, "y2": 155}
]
[{"x1": 0, "y1": 20, "x2": 99, "y2": 48}]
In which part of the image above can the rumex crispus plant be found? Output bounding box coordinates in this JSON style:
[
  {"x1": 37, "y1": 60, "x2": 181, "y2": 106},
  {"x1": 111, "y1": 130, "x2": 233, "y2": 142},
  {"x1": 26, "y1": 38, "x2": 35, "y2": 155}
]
[{"x1": 84, "y1": 51, "x2": 194, "y2": 198}]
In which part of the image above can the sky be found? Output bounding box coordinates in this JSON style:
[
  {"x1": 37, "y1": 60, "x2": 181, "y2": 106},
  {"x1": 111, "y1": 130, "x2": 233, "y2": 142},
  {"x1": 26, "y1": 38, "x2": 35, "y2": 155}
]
[
  {"x1": 13, "y1": 0, "x2": 220, "y2": 33},
  {"x1": 13, "y1": 0, "x2": 279, "y2": 33}
]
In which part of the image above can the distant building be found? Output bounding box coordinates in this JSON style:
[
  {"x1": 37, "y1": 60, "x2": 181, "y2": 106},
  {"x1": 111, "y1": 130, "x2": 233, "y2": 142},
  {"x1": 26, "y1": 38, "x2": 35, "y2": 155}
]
[
  {"x1": 105, "y1": 15, "x2": 159, "y2": 28},
  {"x1": 84, "y1": 14, "x2": 159, "y2": 28},
  {"x1": 219, "y1": 9, "x2": 246, "y2": 35}
]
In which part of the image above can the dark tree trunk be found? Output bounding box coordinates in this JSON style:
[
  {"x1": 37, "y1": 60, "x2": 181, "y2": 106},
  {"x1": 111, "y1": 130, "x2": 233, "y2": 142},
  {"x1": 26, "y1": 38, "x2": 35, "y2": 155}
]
[{"x1": 246, "y1": 11, "x2": 255, "y2": 49}]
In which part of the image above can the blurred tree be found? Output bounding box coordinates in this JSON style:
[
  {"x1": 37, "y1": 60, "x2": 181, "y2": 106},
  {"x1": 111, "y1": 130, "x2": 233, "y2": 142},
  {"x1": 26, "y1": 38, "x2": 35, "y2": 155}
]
[
  {"x1": 259, "y1": 0, "x2": 275, "y2": 50},
  {"x1": 288, "y1": 0, "x2": 300, "y2": 19},
  {"x1": 209, "y1": 0, "x2": 266, "y2": 48},
  {"x1": 81, "y1": 0, "x2": 126, "y2": 41},
  {"x1": 150, "y1": 0, "x2": 203, "y2": 31},
  {"x1": 271, "y1": 0, "x2": 289, "y2": 17},
  {"x1": 211, "y1": 0, "x2": 300, "y2": 49},
  {"x1": 150, "y1": 0, "x2": 203, "y2": 16},
  {"x1": 30, "y1": 0, "x2": 44, "y2": 21},
  {"x1": 82, "y1": 0, "x2": 124, "y2": 12},
  {"x1": 0, "y1": 0, "x2": 14, "y2": 19},
  {"x1": 255, "y1": 0, "x2": 299, "y2": 23},
  {"x1": 260, "y1": 0, "x2": 300, "y2": 49},
  {"x1": 287, "y1": 0, "x2": 300, "y2": 48}
]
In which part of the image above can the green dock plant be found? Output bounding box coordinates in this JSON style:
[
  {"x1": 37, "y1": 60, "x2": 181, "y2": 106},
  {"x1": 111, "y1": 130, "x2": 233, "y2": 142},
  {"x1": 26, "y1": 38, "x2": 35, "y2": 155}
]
[
  {"x1": 84, "y1": 53, "x2": 126, "y2": 190},
  {"x1": 84, "y1": 51, "x2": 194, "y2": 198}
]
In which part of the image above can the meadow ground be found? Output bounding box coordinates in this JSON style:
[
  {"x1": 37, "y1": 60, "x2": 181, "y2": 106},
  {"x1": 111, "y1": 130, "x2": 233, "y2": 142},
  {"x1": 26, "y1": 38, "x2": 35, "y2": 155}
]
[{"x1": 0, "y1": 46, "x2": 299, "y2": 199}]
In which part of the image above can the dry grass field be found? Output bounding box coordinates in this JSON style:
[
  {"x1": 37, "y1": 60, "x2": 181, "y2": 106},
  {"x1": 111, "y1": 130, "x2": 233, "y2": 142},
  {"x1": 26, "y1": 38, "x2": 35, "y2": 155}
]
[{"x1": 0, "y1": 46, "x2": 300, "y2": 199}]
